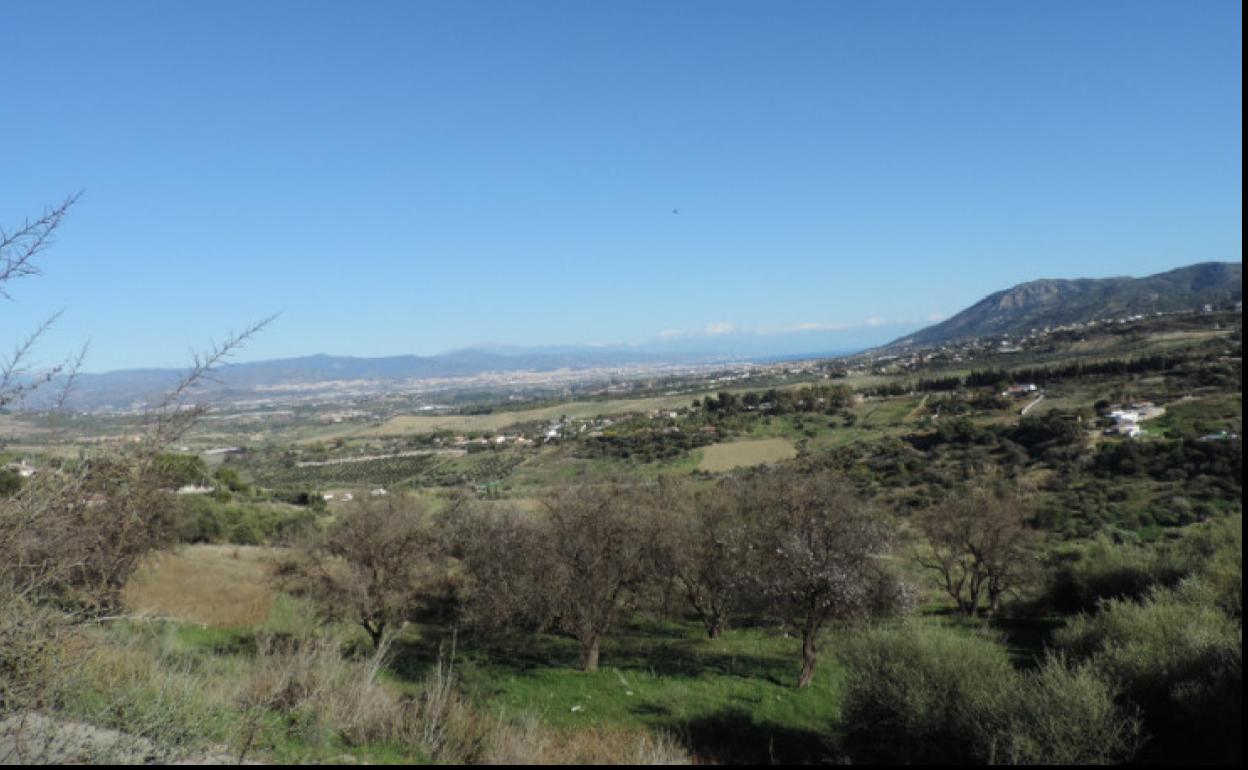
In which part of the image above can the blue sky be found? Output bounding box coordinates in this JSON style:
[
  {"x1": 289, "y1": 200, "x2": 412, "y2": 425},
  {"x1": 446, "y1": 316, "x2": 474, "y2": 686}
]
[{"x1": 1, "y1": 0, "x2": 1241, "y2": 372}]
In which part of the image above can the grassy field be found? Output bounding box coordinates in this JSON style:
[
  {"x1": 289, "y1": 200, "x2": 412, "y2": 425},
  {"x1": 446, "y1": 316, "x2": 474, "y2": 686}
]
[
  {"x1": 698, "y1": 438, "x2": 797, "y2": 472},
  {"x1": 110, "y1": 546, "x2": 852, "y2": 763},
  {"x1": 108, "y1": 545, "x2": 1062, "y2": 764},
  {"x1": 401, "y1": 620, "x2": 846, "y2": 764},
  {"x1": 1150, "y1": 394, "x2": 1242, "y2": 437},
  {"x1": 122, "y1": 545, "x2": 279, "y2": 628}
]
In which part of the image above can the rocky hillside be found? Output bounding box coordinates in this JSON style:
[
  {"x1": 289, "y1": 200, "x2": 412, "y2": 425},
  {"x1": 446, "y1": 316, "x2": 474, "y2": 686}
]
[{"x1": 888, "y1": 262, "x2": 1241, "y2": 348}]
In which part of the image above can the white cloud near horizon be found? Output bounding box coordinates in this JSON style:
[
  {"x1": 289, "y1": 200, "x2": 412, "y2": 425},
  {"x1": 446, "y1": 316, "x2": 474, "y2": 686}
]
[{"x1": 657, "y1": 314, "x2": 945, "y2": 340}]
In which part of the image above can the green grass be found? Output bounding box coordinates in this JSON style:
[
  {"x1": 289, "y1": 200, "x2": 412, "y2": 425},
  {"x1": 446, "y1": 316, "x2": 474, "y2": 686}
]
[
  {"x1": 1151, "y1": 394, "x2": 1242, "y2": 438},
  {"x1": 387, "y1": 617, "x2": 844, "y2": 763},
  {"x1": 855, "y1": 396, "x2": 924, "y2": 427}
]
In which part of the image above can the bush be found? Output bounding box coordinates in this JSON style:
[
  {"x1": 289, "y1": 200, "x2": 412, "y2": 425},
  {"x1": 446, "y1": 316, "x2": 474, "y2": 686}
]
[
  {"x1": 840, "y1": 623, "x2": 1140, "y2": 764},
  {"x1": 998, "y1": 654, "x2": 1142, "y2": 765},
  {"x1": 1041, "y1": 537, "x2": 1191, "y2": 613},
  {"x1": 1055, "y1": 585, "x2": 1242, "y2": 763},
  {"x1": 1040, "y1": 516, "x2": 1241, "y2": 614},
  {"x1": 176, "y1": 496, "x2": 318, "y2": 546},
  {"x1": 840, "y1": 624, "x2": 1013, "y2": 763}
]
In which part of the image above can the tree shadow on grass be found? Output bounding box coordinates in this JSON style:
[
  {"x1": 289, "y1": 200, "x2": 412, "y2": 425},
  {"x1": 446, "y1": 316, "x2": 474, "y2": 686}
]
[
  {"x1": 990, "y1": 616, "x2": 1064, "y2": 668},
  {"x1": 388, "y1": 627, "x2": 584, "y2": 684},
  {"x1": 677, "y1": 708, "x2": 838, "y2": 765},
  {"x1": 388, "y1": 623, "x2": 796, "y2": 688},
  {"x1": 603, "y1": 635, "x2": 796, "y2": 685}
]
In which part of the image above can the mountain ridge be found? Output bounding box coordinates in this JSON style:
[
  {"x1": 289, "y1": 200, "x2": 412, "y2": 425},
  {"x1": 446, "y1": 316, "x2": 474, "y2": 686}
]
[{"x1": 886, "y1": 262, "x2": 1241, "y2": 349}]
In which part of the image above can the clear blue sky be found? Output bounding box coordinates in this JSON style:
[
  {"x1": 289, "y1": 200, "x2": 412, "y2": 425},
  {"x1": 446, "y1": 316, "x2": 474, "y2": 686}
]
[{"x1": 2, "y1": 0, "x2": 1241, "y2": 371}]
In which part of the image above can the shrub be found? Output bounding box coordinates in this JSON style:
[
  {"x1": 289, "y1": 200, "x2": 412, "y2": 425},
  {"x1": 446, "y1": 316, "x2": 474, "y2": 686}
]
[
  {"x1": 840, "y1": 623, "x2": 1140, "y2": 764},
  {"x1": 996, "y1": 654, "x2": 1142, "y2": 765},
  {"x1": 1040, "y1": 515, "x2": 1241, "y2": 614},
  {"x1": 1041, "y1": 537, "x2": 1190, "y2": 613},
  {"x1": 839, "y1": 624, "x2": 1013, "y2": 763},
  {"x1": 176, "y1": 496, "x2": 318, "y2": 546},
  {"x1": 1054, "y1": 585, "x2": 1242, "y2": 763}
]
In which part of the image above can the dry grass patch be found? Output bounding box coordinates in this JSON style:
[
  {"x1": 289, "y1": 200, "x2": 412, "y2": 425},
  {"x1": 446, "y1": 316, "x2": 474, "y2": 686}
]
[
  {"x1": 698, "y1": 438, "x2": 797, "y2": 472},
  {"x1": 123, "y1": 545, "x2": 278, "y2": 628},
  {"x1": 482, "y1": 720, "x2": 689, "y2": 765}
]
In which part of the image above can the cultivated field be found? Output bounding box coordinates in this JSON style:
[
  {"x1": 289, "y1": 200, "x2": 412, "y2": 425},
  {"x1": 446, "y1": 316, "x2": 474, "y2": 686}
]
[
  {"x1": 359, "y1": 393, "x2": 717, "y2": 437},
  {"x1": 698, "y1": 438, "x2": 797, "y2": 471}
]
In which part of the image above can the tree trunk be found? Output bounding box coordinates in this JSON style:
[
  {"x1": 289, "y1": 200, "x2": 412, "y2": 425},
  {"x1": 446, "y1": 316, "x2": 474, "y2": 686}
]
[
  {"x1": 708, "y1": 615, "x2": 724, "y2": 639},
  {"x1": 796, "y1": 632, "x2": 818, "y2": 688},
  {"x1": 964, "y1": 575, "x2": 982, "y2": 616},
  {"x1": 581, "y1": 635, "x2": 600, "y2": 673}
]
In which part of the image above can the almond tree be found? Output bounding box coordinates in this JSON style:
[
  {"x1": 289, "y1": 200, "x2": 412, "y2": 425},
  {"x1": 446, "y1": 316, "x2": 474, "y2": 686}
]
[
  {"x1": 455, "y1": 483, "x2": 661, "y2": 672},
  {"x1": 751, "y1": 469, "x2": 908, "y2": 688},
  {"x1": 279, "y1": 495, "x2": 438, "y2": 648},
  {"x1": 914, "y1": 487, "x2": 1039, "y2": 616},
  {"x1": 660, "y1": 477, "x2": 752, "y2": 639}
]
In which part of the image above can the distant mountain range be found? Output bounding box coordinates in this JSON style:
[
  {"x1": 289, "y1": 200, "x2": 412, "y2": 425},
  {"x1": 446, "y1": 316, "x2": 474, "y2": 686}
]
[
  {"x1": 10, "y1": 262, "x2": 1238, "y2": 412},
  {"x1": 887, "y1": 262, "x2": 1241, "y2": 349},
  {"x1": 19, "y1": 348, "x2": 721, "y2": 411},
  {"x1": 11, "y1": 326, "x2": 912, "y2": 412}
]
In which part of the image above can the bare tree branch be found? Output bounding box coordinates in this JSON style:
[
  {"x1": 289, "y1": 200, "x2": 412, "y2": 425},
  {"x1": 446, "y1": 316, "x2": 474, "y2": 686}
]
[
  {"x1": 141, "y1": 313, "x2": 278, "y2": 452},
  {"x1": 45, "y1": 341, "x2": 91, "y2": 439},
  {"x1": 0, "y1": 193, "x2": 81, "y2": 298},
  {"x1": 0, "y1": 311, "x2": 65, "y2": 409}
]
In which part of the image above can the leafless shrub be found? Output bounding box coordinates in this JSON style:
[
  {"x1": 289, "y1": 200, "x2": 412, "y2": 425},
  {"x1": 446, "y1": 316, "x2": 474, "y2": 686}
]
[
  {"x1": 1, "y1": 459, "x2": 185, "y2": 610},
  {"x1": 0, "y1": 194, "x2": 80, "y2": 410},
  {"x1": 2, "y1": 197, "x2": 270, "y2": 760}
]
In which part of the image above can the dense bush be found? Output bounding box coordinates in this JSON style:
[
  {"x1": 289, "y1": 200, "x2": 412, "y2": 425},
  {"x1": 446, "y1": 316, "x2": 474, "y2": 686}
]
[
  {"x1": 1039, "y1": 516, "x2": 1241, "y2": 614},
  {"x1": 1055, "y1": 584, "x2": 1242, "y2": 763},
  {"x1": 1092, "y1": 437, "x2": 1242, "y2": 486},
  {"x1": 839, "y1": 623, "x2": 1140, "y2": 764},
  {"x1": 1008, "y1": 412, "x2": 1086, "y2": 455},
  {"x1": 177, "y1": 496, "x2": 319, "y2": 545},
  {"x1": 575, "y1": 424, "x2": 717, "y2": 462},
  {"x1": 0, "y1": 468, "x2": 21, "y2": 497}
]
